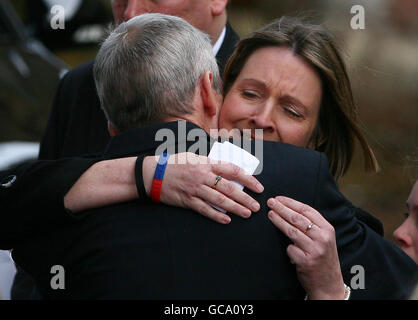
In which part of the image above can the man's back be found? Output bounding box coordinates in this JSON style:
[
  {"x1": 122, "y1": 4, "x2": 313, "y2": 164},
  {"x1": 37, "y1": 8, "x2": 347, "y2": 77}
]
[
  {"x1": 13, "y1": 122, "x2": 325, "y2": 299},
  {"x1": 15, "y1": 200, "x2": 306, "y2": 299}
]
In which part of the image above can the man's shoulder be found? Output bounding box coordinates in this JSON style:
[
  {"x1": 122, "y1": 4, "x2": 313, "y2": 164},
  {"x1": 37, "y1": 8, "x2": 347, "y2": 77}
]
[
  {"x1": 254, "y1": 141, "x2": 324, "y2": 199},
  {"x1": 61, "y1": 60, "x2": 95, "y2": 84},
  {"x1": 266, "y1": 140, "x2": 321, "y2": 156},
  {"x1": 56, "y1": 60, "x2": 99, "y2": 106},
  {"x1": 259, "y1": 140, "x2": 323, "y2": 168}
]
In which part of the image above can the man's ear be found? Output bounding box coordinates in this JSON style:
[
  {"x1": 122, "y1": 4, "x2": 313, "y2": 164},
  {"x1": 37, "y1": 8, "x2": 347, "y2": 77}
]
[
  {"x1": 200, "y1": 71, "x2": 221, "y2": 117},
  {"x1": 108, "y1": 121, "x2": 118, "y2": 137},
  {"x1": 210, "y1": 0, "x2": 228, "y2": 16}
]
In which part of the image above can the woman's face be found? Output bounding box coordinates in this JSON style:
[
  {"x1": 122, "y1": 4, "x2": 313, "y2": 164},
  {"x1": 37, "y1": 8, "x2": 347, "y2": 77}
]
[
  {"x1": 219, "y1": 46, "x2": 322, "y2": 146},
  {"x1": 393, "y1": 181, "x2": 418, "y2": 264}
]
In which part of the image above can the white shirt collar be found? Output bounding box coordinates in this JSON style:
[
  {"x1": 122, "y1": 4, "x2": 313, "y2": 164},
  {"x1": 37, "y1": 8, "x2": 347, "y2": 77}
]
[{"x1": 212, "y1": 26, "x2": 226, "y2": 56}]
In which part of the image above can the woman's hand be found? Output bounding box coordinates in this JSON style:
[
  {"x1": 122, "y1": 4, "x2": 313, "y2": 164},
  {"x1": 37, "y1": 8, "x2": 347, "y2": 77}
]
[
  {"x1": 143, "y1": 152, "x2": 264, "y2": 224},
  {"x1": 267, "y1": 196, "x2": 346, "y2": 300}
]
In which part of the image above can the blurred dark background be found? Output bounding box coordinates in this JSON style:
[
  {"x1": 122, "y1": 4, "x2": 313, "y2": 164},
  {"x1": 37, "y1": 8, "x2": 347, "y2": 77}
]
[{"x1": 1, "y1": 0, "x2": 417, "y2": 243}]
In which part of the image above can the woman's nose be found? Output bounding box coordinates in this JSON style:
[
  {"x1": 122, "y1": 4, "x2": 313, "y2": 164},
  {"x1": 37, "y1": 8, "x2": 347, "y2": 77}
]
[
  {"x1": 124, "y1": 0, "x2": 149, "y2": 21},
  {"x1": 250, "y1": 105, "x2": 275, "y2": 134}
]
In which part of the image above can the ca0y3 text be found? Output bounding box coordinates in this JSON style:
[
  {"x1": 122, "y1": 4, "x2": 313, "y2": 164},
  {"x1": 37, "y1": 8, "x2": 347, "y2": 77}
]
[{"x1": 208, "y1": 304, "x2": 254, "y2": 315}]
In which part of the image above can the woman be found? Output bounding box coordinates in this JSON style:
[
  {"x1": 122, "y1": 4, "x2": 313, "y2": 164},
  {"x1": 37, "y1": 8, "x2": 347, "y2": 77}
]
[
  {"x1": 62, "y1": 16, "x2": 380, "y2": 299},
  {"x1": 394, "y1": 180, "x2": 418, "y2": 264}
]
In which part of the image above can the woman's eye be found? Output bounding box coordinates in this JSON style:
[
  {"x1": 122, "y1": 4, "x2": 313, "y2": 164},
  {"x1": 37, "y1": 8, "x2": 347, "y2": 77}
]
[
  {"x1": 284, "y1": 107, "x2": 302, "y2": 118},
  {"x1": 242, "y1": 90, "x2": 259, "y2": 99}
]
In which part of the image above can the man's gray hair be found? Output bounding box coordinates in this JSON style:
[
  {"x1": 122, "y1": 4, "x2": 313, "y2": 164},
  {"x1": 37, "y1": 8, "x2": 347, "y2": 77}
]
[{"x1": 94, "y1": 13, "x2": 221, "y2": 132}]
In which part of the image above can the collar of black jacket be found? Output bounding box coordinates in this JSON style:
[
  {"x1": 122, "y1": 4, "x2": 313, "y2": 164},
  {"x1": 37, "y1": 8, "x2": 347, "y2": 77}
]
[
  {"x1": 102, "y1": 120, "x2": 213, "y2": 159},
  {"x1": 216, "y1": 21, "x2": 240, "y2": 76}
]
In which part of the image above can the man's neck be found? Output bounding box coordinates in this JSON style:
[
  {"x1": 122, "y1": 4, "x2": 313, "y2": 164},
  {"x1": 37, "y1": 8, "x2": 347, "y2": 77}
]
[
  {"x1": 164, "y1": 116, "x2": 219, "y2": 137},
  {"x1": 164, "y1": 116, "x2": 205, "y2": 132},
  {"x1": 103, "y1": 120, "x2": 211, "y2": 160}
]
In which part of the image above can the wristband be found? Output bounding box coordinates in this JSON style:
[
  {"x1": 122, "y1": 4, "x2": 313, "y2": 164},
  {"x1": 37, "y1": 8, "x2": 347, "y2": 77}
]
[
  {"x1": 134, "y1": 154, "x2": 148, "y2": 200},
  {"x1": 150, "y1": 152, "x2": 170, "y2": 202}
]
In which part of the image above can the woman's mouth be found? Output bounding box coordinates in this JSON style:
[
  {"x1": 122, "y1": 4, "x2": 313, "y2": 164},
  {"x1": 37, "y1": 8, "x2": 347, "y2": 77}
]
[{"x1": 239, "y1": 129, "x2": 257, "y2": 140}]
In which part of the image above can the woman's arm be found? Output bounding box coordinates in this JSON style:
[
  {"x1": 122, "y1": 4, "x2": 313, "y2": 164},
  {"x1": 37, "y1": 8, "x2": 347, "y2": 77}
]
[
  {"x1": 267, "y1": 196, "x2": 347, "y2": 300},
  {"x1": 65, "y1": 152, "x2": 264, "y2": 224},
  {"x1": 1, "y1": 152, "x2": 262, "y2": 249},
  {"x1": 0, "y1": 157, "x2": 98, "y2": 249},
  {"x1": 64, "y1": 157, "x2": 138, "y2": 213}
]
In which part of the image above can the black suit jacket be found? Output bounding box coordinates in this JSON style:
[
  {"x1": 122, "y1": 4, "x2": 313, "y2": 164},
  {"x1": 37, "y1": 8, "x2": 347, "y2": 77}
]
[{"x1": 10, "y1": 122, "x2": 417, "y2": 299}]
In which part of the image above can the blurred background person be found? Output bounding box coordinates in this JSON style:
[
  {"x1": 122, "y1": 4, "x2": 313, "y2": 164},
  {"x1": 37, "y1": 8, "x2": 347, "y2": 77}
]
[
  {"x1": 393, "y1": 172, "x2": 418, "y2": 264},
  {"x1": 38, "y1": 0, "x2": 237, "y2": 160},
  {"x1": 393, "y1": 162, "x2": 418, "y2": 297}
]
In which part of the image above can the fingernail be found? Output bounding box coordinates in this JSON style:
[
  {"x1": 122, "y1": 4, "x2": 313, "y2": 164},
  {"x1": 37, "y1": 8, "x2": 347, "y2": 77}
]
[
  {"x1": 223, "y1": 216, "x2": 231, "y2": 224},
  {"x1": 257, "y1": 183, "x2": 264, "y2": 192},
  {"x1": 244, "y1": 210, "x2": 252, "y2": 218},
  {"x1": 267, "y1": 198, "x2": 276, "y2": 207},
  {"x1": 251, "y1": 202, "x2": 260, "y2": 212},
  {"x1": 268, "y1": 210, "x2": 275, "y2": 219}
]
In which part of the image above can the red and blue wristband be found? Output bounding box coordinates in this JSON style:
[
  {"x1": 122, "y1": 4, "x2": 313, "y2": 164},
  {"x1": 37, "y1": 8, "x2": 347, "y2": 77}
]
[{"x1": 151, "y1": 152, "x2": 170, "y2": 202}]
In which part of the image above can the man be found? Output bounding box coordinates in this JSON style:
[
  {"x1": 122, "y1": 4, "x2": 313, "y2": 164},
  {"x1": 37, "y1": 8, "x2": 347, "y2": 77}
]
[
  {"x1": 10, "y1": 0, "x2": 238, "y2": 299},
  {"x1": 39, "y1": 0, "x2": 238, "y2": 159},
  {"x1": 10, "y1": 13, "x2": 416, "y2": 299}
]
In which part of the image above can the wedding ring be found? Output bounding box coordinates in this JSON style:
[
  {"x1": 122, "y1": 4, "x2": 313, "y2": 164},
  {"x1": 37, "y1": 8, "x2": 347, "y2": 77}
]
[
  {"x1": 305, "y1": 223, "x2": 313, "y2": 233},
  {"x1": 213, "y1": 175, "x2": 222, "y2": 188}
]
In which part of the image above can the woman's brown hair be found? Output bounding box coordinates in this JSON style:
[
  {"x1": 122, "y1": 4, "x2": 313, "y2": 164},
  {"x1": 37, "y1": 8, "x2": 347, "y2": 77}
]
[{"x1": 223, "y1": 16, "x2": 379, "y2": 180}]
